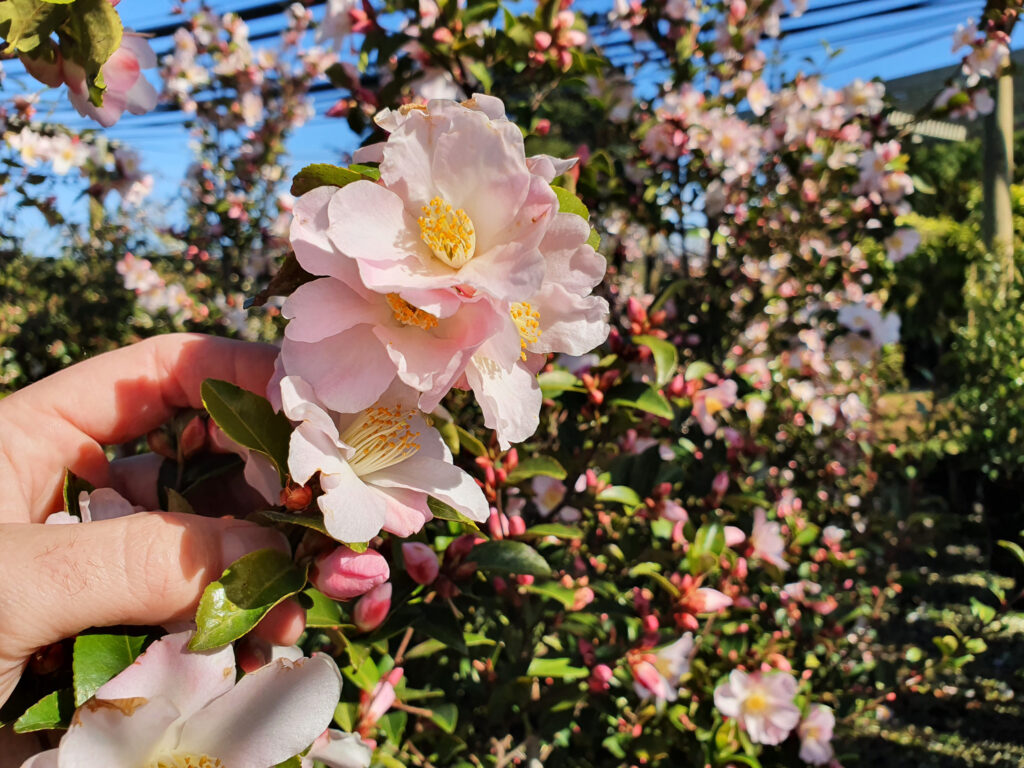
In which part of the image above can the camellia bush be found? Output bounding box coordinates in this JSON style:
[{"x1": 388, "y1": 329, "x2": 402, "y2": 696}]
[{"x1": 7, "y1": 0, "x2": 1017, "y2": 767}]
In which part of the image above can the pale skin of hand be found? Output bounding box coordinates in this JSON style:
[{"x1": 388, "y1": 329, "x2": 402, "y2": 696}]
[{"x1": 0, "y1": 334, "x2": 306, "y2": 754}]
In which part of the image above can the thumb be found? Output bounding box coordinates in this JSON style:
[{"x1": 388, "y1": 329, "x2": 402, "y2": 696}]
[{"x1": 0, "y1": 513, "x2": 287, "y2": 684}]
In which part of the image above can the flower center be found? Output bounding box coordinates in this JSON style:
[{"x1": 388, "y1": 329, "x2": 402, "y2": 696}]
[
  {"x1": 510, "y1": 302, "x2": 541, "y2": 361},
  {"x1": 744, "y1": 690, "x2": 768, "y2": 715},
  {"x1": 418, "y1": 197, "x2": 476, "y2": 268},
  {"x1": 386, "y1": 293, "x2": 439, "y2": 330},
  {"x1": 340, "y1": 405, "x2": 421, "y2": 476},
  {"x1": 150, "y1": 755, "x2": 225, "y2": 768}
]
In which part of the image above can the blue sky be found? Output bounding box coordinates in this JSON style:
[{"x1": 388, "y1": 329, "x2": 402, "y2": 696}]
[{"x1": 1, "y1": 0, "x2": 1009, "y2": 244}]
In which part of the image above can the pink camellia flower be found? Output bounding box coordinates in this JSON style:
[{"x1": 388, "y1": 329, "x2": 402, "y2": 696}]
[
  {"x1": 714, "y1": 669, "x2": 801, "y2": 745},
  {"x1": 280, "y1": 375, "x2": 489, "y2": 543},
  {"x1": 691, "y1": 379, "x2": 738, "y2": 435},
  {"x1": 402, "y1": 542, "x2": 440, "y2": 585},
  {"x1": 301, "y1": 729, "x2": 373, "y2": 768},
  {"x1": 44, "y1": 487, "x2": 139, "y2": 525},
  {"x1": 281, "y1": 185, "x2": 506, "y2": 415},
  {"x1": 353, "y1": 582, "x2": 392, "y2": 632},
  {"x1": 313, "y1": 546, "x2": 390, "y2": 600},
  {"x1": 21, "y1": 631, "x2": 342, "y2": 768},
  {"x1": 359, "y1": 667, "x2": 403, "y2": 734},
  {"x1": 463, "y1": 209, "x2": 609, "y2": 447},
  {"x1": 64, "y1": 33, "x2": 159, "y2": 127},
  {"x1": 631, "y1": 633, "x2": 694, "y2": 704},
  {"x1": 329, "y1": 96, "x2": 556, "y2": 305},
  {"x1": 798, "y1": 704, "x2": 836, "y2": 764},
  {"x1": 751, "y1": 507, "x2": 790, "y2": 571},
  {"x1": 532, "y1": 475, "x2": 567, "y2": 517}
]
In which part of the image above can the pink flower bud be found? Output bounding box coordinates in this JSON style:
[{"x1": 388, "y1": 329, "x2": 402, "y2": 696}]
[
  {"x1": 402, "y1": 542, "x2": 440, "y2": 585},
  {"x1": 534, "y1": 30, "x2": 553, "y2": 50},
  {"x1": 589, "y1": 664, "x2": 613, "y2": 692},
  {"x1": 508, "y1": 515, "x2": 527, "y2": 536},
  {"x1": 711, "y1": 471, "x2": 730, "y2": 497},
  {"x1": 353, "y1": 583, "x2": 392, "y2": 633},
  {"x1": 488, "y1": 509, "x2": 510, "y2": 539},
  {"x1": 312, "y1": 547, "x2": 389, "y2": 600}
]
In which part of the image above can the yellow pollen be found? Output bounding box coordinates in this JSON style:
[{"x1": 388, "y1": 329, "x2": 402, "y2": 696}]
[
  {"x1": 510, "y1": 302, "x2": 541, "y2": 361},
  {"x1": 340, "y1": 405, "x2": 422, "y2": 476},
  {"x1": 744, "y1": 690, "x2": 768, "y2": 715},
  {"x1": 418, "y1": 197, "x2": 476, "y2": 268},
  {"x1": 150, "y1": 755, "x2": 225, "y2": 768},
  {"x1": 386, "y1": 293, "x2": 439, "y2": 330}
]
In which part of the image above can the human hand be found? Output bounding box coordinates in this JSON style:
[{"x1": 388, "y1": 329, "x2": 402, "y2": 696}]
[{"x1": 0, "y1": 334, "x2": 305, "y2": 709}]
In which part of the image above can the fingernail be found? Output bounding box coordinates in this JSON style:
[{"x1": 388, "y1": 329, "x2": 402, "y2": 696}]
[{"x1": 220, "y1": 524, "x2": 290, "y2": 569}]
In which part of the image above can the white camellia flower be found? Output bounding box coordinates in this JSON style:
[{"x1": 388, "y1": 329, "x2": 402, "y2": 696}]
[
  {"x1": 280, "y1": 375, "x2": 489, "y2": 543},
  {"x1": 21, "y1": 631, "x2": 346, "y2": 768}
]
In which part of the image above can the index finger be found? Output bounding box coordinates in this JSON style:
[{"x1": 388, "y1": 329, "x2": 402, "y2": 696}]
[{"x1": 0, "y1": 334, "x2": 279, "y2": 521}]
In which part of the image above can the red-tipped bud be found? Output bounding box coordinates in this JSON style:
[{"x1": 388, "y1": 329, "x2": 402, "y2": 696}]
[
  {"x1": 179, "y1": 415, "x2": 207, "y2": 459},
  {"x1": 402, "y1": 542, "x2": 440, "y2": 585},
  {"x1": 508, "y1": 515, "x2": 527, "y2": 536},
  {"x1": 353, "y1": 582, "x2": 391, "y2": 632},
  {"x1": 711, "y1": 471, "x2": 729, "y2": 497},
  {"x1": 312, "y1": 546, "x2": 389, "y2": 600},
  {"x1": 281, "y1": 483, "x2": 313, "y2": 511}
]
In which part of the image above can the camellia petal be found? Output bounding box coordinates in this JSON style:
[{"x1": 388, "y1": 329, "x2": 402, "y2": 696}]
[
  {"x1": 319, "y1": 461, "x2": 391, "y2": 543},
  {"x1": 58, "y1": 696, "x2": 181, "y2": 768},
  {"x1": 176, "y1": 654, "x2": 342, "y2": 768},
  {"x1": 93, "y1": 632, "x2": 235, "y2": 723},
  {"x1": 364, "y1": 453, "x2": 489, "y2": 523}
]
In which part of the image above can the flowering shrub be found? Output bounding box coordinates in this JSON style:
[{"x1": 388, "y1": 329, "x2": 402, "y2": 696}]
[{"x1": 5, "y1": 0, "x2": 1014, "y2": 766}]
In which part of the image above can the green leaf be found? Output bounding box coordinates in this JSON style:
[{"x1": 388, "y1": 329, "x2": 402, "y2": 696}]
[
  {"x1": 429, "y1": 702, "x2": 459, "y2": 734},
  {"x1": 201, "y1": 379, "x2": 292, "y2": 480},
  {"x1": 347, "y1": 163, "x2": 380, "y2": 180},
  {"x1": 246, "y1": 253, "x2": 315, "y2": 308},
  {"x1": 165, "y1": 488, "x2": 195, "y2": 516},
  {"x1": 523, "y1": 524, "x2": 582, "y2": 540},
  {"x1": 454, "y1": 426, "x2": 486, "y2": 457},
  {"x1": 73, "y1": 634, "x2": 147, "y2": 706},
  {"x1": 538, "y1": 370, "x2": 584, "y2": 397},
  {"x1": 526, "y1": 657, "x2": 589, "y2": 680},
  {"x1": 0, "y1": 0, "x2": 68, "y2": 54},
  {"x1": 428, "y1": 496, "x2": 480, "y2": 528},
  {"x1": 190, "y1": 549, "x2": 308, "y2": 651},
  {"x1": 684, "y1": 361, "x2": 714, "y2": 382},
  {"x1": 970, "y1": 597, "x2": 997, "y2": 624},
  {"x1": 303, "y1": 588, "x2": 343, "y2": 628},
  {"x1": 379, "y1": 710, "x2": 408, "y2": 743},
  {"x1": 596, "y1": 485, "x2": 642, "y2": 508},
  {"x1": 257, "y1": 509, "x2": 332, "y2": 537},
  {"x1": 56, "y1": 0, "x2": 122, "y2": 104},
  {"x1": 524, "y1": 582, "x2": 577, "y2": 608},
  {"x1": 467, "y1": 60, "x2": 493, "y2": 92},
  {"x1": 551, "y1": 185, "x2": 589, "y2": 221},
  {"x1": 290, "y1": 164, "x2": 367, "y2": 196},
  {"x1": 608, "y1": 383, "x2": 674, "y2": 420},
  {"x1": 13, "y1": 689, "x2": 75, "y2": 733},
  {"x1": 997, "y1": 539, "x2": 1024, "y2": 569},
  {"x1": 469, "y1": 540, "x2": 551, "y2": 577},
  {"x1": 506, "y1": 456, "x2": 567, "y2": 484},
  {"x1": 792, "y1": 523, "x2": 820, "y2": 547},
  {"x1": 689, "y1": 523, "x2": 726, "y2": 575},
  {"x1": 586, "y1": 228, "x2": 601, "y2": 251},
  {"x1": 62, "y1": 468, "x2": 94, "y2": 518},
  {"x1": 633, "y1": 335, "x2": 678, "y2": 387}
]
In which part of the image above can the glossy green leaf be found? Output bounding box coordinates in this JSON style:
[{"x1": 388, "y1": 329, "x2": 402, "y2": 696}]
[
  {"x1": 526, "y1": 657, "x2": 589, "y2": 680},
  {"x1": 506, "y1": 455, "x2": 567, "y2": 484},
  {"x1": 290, "y1": 163, "x2": 368, "y2": 196},
  {"x1": 633, "y1": 335, "x2": 678, "y2": 387},
  {"x1": 551, "y1": 185, "x2": 589, "y2": 221},
  {"x1": 13, "y1": 689, "x2": 74, "y2": 733},
  {"x1": 596, "y1": 485, "x2": 642, "y2": 508},
  {"x1": 73, "y1": 633, "x2": 146, "y2": 706},
  {"x1": 0, "y1": 0, "x2": 68, "y2": 54},
  {"x1": 413, "y1": 603, "x2": 468, "y2": 655},
  {"x1": 201, "y1": 379, "x2": 292, "y2": 480},
  {"x1": 608, "y1": 383, "x2": 674, "y2": 420},
  {"x1": 190, "y1": 549, "x2": 308, "y2": 651},
  {"x1": 57, "y1": 0, "x2": 122, "y2": 104},
  {"x1": 62, "y1": 468, "x2": 94, "y2": 519},
  {"x1": 454, "y1": 426, "x2": 486, "y2": 457},
  {"x1": 523, "y1": 524, "x2": 582, "y2": 540},
  {"x1": 428, "y1": 496, "x2": 480, "y2": 528},
  {"x1": 429, "y1": 702, "x2": 459, "y2": 734},
  {"x1": 303, "y1": 588, "x2": 343, "y2": 628},
  {"x1": 538, "y1": 370, "x2": 584, "y2": 397},
  {"x1": 469, "y1": 540, "x2": 551, "y2": 577}
]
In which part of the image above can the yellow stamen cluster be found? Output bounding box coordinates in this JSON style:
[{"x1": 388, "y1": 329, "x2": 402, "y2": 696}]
[
  {"x1": 341, "y1": 405, "x2": 422, "y2": 476},
  {"x1": 510, "y1": 302, "x2": 541, "y2": 361},
  {"x1": 418, "y1": 197, "x2": 476, "y2": 268},
  {"x1": 744, "y1": 691, "x2": 769, "y2": 715},
  {"x1": 150, "y1": 755, "x2": 225, "y2": 768},
  {"x1": 386, "y1": 293, "x2": 439, "y2": 330}
]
